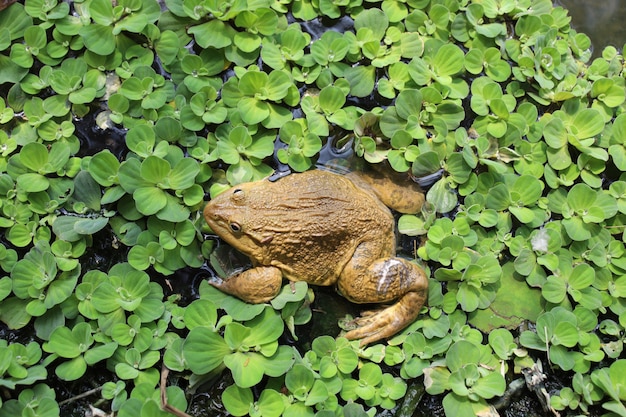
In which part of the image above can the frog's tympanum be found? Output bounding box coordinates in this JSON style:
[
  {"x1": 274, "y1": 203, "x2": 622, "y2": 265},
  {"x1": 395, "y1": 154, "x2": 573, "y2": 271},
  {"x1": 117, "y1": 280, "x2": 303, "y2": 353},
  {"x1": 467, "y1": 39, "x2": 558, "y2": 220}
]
[{"x1": 203, "y1": 169, "x2": 428, "y2": 345}]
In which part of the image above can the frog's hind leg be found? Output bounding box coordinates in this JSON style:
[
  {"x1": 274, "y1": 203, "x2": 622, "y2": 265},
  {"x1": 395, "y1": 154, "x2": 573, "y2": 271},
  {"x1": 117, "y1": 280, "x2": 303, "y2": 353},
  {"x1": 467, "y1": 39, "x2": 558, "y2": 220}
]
[
  {"x1": 346, "y1": 168, "x2": 424, "y2": 214},
  {"x1": 337, "y1": 257, "x2": 428, "y2": 346}
]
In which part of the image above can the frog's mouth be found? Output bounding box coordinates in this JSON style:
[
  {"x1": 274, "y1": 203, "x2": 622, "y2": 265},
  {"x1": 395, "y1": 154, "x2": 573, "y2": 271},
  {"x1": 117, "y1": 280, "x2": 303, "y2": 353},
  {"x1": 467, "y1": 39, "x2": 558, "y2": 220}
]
[{"x1": 203, "y1": 203, "x2": 234, "y2": 239}]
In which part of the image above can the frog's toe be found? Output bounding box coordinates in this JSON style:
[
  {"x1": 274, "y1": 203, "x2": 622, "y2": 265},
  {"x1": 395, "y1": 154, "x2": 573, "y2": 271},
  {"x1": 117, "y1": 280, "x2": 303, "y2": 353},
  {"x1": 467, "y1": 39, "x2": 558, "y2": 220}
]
[
  {"x1": 208, "y1": 275, "x2": 225, "y2": 286},
  {"x1": 343, "y1": 291, "x2": 425, "y2": 346},
  {"x1": 343, "y1": 310, "x2": 400, "y2": 346}
]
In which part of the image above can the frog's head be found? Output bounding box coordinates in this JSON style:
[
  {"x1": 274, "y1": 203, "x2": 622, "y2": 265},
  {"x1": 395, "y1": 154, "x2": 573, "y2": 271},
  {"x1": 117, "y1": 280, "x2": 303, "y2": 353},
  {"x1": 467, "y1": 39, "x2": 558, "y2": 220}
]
[{"x1": 203, "y1": 182, "x2": 273, "y2": 260}]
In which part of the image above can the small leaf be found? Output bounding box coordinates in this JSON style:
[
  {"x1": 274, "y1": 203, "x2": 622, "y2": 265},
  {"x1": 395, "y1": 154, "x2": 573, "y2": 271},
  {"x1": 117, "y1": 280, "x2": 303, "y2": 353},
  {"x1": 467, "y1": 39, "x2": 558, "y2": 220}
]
[
  {"x1": 134, "y1": 187, "x2": 167, "y2": 215},
  {"x1": 571, "y1": 108, "x2": 604, "y2": 139},
  {"x1": 222, "y1": 385, "x2": 253, "y2": 417},
  {"x1": 55, "y1": 356, "x2": 87, "y2": 381},
  {"x1": 80, "y1": 24, "x2": 115, "y2": 55},
  {"x1": 344, "y1": 65, "x2": 375, "y2": 97},
  {"x1": 319, "y1": 86, "x2": 346, "y2": 115},
  {"x1": 427, "y1": 178, "x2": 458, "y2": 213},
  {"x1": 398, "y1": 215, "x2": 425, "y2": 236},
  {"x1": 88, "y1": 150, "x2": 120, "y2": 187}
]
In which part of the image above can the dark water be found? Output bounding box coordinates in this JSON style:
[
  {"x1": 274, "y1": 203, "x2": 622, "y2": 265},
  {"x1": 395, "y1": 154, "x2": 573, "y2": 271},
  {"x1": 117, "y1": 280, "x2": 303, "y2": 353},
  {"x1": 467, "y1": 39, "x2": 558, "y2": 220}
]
[{"x1": 558, "y1": 0, "x2": 626, "y2": 56}]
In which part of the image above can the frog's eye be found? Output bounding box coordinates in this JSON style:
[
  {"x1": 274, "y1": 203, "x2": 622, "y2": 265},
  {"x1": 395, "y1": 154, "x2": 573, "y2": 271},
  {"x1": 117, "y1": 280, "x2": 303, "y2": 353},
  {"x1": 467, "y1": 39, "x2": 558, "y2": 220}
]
[
  {"x1": 231, "y1": 188, "x2": 245, "y2": 203},
  {"x1": 229, "y1": 222, "x2": 242, "y2": 233}
]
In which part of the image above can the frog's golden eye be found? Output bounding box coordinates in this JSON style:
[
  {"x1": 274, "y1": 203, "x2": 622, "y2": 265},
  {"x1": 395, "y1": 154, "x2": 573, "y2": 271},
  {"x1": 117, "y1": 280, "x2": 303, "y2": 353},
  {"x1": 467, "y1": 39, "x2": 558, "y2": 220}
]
[{"x1": 229, "y1": 222, "x2": 242, "y2": 233}]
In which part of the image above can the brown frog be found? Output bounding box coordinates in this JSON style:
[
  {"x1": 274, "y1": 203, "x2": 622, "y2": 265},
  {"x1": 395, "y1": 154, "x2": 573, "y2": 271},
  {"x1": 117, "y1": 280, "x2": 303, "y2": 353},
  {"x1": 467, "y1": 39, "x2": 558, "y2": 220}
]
[{"x1": 203, "y1": 169, "x2": 428, "y2": 345}]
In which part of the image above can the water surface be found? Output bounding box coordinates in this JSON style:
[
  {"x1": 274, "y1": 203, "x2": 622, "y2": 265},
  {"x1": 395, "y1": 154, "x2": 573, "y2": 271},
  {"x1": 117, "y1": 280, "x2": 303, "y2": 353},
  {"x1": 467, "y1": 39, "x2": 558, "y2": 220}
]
[{"x1": 559, "y1": 0, "x2": 626, "y2": 56}]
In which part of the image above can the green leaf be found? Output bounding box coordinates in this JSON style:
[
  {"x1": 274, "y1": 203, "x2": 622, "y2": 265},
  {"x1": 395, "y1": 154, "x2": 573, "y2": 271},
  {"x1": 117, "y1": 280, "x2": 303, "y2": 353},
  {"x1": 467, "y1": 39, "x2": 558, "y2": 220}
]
[
  {"x1": 567, "y1": 183, "x2": 597, "y2": 212},
  {"x1": 259, "y1": 344, "x2": 296, "y2": 377},
  {"x1": 427, "y1": 178, "x2": 458, "y2": 213},
  {"x1": 224, "y1": 351, "x2": 266, "y2": 388},
  {"x1": 6, "y1": 223, "x2": 34, "y2": 247},
  {"x1": 244, "y1": 306, "x2": 284, "y2": 347},
  {"x1": 395, "y1": 89, "x2": 423, "y2": 120},
  {"x1": 155, "y1": 30, "x2": 180, "y2": 65},
  {"x1": 319, "y1": 86, "x2": 346, "y2": 115},
  {"x1": 115, "y1": 362, "x2": 139, "y2": 380},
  {"x1": 134, "y1": 187, "x2": 167, "y2": 215},
  {"x1": 119, "y1": 77, "x2": 145, "y2": 101},
  {"x1": 84, "y1": 342, "x2": 117, "y2": 365},
  {"x1": 257, "y1": 389, "x2": 287, "y2": 415},
  {"x1": 512, "y1": 175, "x2": 544, "y2": 205},
  {"x1": 73, "y1": 217, "x2": 109, "y2": 235},
  {"x1": 398, "y1": 215, "x2": 425, "y2": 236},
  {"x1": 286, "y1": 363, "x2": 314, "y2": 399},
  {"x1": 184, "y1": 299, "x2": 218, "y2": 330},
  {"x1": 571, "y1": 108, "x2": 604, "y2": 139},
  {"x1": 446, "y1": 340, "x2": 480, "y2": 372},
  {"x1": 552, "y1": 321, "x2": 579, "y2": 347},
  {"x1": 20, "y1": 142, "x2": 48, "y2": 172},
  {"x1": 140, "y1": 156, "x2": 170, "y2": 184},
  {"x1": 412, "y1": 151, "x2": 441, "y2": 177},
  {"x1": 88, "y1": 150, "x2": 120, "y2": 187},
  {"x1": 115, "y1": 13, "x2": 148, "y2": 34},
  {"x1": 264, "y1": 70, "x2": 292, "y2": 101},
  {"x1": 222, "y1": 385, "x2": 253, "y2": 417},
  {"x1": 24, "y1": 25, "x2": 47, "y2": 50},
  {"x1": 0, "y1": 3, "x2": 33, "y2": 40},
  {"x1": 542, "y1": 275, "x2": 567, "y2": 304},
  {"x1": 80, "y1": 24, "x2": 115, "y2": 55},
  {"x1": 48, "y1": 322, "x2": 93, "y2": 358},
  {"x1": 238, "y1": 97, "x2": 269, "y2": 125},
  {"x1": 472, "y1": 371, "x2": 506, "y2": 399},
  {"x1": 55, "y1": 356, "x2": 87, "y2": 381},
  {"x1": 89, "y1": 0, "x2": 114, "y2": 25},
  {"x1": 543, "y1": 118, "x2": 567, "y2": 149},
  {"x1": 0, "y1": 54, "x2": 29, "y2": 84},
  {"x1": 464, "y1": 49, "x2": 484, "y2": 74},
  {"x1": 0, "y1": 297, "x2": 32, "y2": 329},
  {"x1": 344, "y1": 65, "x2": 375, "y2": 97},
  {"x1": 10, "y1": 44, "x2": 33, "y2": 68},
  {"x1": 183, "y1": 327, "x2": 230, "y2": 375},
  {"x1": 354, "y1": 8, "x2": 388, "y2": 40},
  {"x1": 569, "y1": 263, "x2": 594, "y2": 290},
  {"x1": 168, "y1": 158, "x2": 199, "y2": 189},
  {"x1": 433, "y1": 44, "x2": 465, "y2": 76},
  {"x1": 188, "y1": 20, "x2": 234, "y2": 49}
]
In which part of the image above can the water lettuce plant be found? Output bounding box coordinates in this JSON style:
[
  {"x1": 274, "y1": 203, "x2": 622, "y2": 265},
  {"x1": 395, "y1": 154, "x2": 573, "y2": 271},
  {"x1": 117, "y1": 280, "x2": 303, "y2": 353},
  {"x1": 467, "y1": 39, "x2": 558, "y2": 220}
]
[{"x1": 1, "y1": 0, "x2": 626, "y2": 416}]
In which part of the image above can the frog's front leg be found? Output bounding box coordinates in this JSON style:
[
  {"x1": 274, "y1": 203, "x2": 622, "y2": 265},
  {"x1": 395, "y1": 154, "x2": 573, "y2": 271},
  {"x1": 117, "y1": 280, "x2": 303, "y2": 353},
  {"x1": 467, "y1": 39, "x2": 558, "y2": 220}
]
[
  {"x1": 210, "y1": 266, "x2": 283, "y2": 303},
  {"x1": 337, "y1": 254, "x2": 428, "y2": 346}
]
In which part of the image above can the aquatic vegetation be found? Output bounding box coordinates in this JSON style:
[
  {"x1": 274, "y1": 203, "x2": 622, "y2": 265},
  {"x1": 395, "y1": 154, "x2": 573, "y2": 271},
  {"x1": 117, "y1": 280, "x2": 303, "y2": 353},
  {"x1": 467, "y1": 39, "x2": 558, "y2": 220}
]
[
  {"x1": 1, "y1": 0, "x2": 626, "y2": 415},
  {"x1": 277, "y1": 119, "x2": 323, "y2": 171}
]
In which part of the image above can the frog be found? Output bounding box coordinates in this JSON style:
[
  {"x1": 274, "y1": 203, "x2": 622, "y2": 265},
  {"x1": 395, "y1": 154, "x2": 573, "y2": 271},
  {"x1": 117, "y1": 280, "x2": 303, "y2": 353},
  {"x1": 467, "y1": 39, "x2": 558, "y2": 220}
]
[{"x1": 203, "y1": 168, "x2": 429, "y2": 345}]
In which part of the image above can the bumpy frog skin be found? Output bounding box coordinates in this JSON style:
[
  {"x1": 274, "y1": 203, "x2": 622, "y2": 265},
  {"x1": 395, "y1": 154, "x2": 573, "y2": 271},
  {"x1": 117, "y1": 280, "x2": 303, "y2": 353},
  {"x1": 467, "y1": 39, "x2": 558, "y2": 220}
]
[{"x1": 203, "y1": 169, "x2": 428, "y2": 345}]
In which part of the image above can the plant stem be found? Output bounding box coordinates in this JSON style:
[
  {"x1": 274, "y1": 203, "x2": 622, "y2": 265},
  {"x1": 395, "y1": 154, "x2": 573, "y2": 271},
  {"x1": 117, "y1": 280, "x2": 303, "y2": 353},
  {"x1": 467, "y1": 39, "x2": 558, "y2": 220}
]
[{"x1": 58, "y1": 386, "x2": 103, "y2": 406}]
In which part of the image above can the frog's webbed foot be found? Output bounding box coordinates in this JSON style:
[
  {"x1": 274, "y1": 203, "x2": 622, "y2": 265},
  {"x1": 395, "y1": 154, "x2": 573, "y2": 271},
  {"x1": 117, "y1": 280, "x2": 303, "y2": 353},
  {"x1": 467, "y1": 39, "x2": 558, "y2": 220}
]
[
  {"x1": 344, "y1": 292, "x2": 425, "y2": 346},
  {"x1": 209, "y1": 266, "x2": 283, "y2": 304}
]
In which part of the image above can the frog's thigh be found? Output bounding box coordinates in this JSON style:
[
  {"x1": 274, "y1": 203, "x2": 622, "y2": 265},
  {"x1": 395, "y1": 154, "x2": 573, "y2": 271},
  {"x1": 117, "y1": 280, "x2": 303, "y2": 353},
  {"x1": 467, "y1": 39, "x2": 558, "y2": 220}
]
[
  {"x1": 347, "y1": 171, "x2": 424, "y2": 214},
  {"x1": 338, "y1": 256, "x2": 426, "y2": 303},
  {"x1": 337, "y1": 253, "x2": 428, "y2": 345},
  {"x1": 209, "y1": 266, "x2": 283, "y2": 304}
]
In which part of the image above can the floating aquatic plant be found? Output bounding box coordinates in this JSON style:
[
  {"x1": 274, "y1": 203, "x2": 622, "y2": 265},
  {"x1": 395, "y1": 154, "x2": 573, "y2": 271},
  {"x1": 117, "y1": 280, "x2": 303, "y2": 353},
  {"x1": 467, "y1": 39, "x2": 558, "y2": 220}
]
[{"x1": 0, "y1": 0, "x2": 626, "y2": 416}]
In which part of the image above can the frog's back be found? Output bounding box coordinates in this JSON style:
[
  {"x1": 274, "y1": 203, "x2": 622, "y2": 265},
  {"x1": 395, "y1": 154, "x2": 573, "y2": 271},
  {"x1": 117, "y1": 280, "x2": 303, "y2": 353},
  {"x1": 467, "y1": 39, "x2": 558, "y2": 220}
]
[{"x1": 246, "y1": 170, "x2": 394, "y2": 285}]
